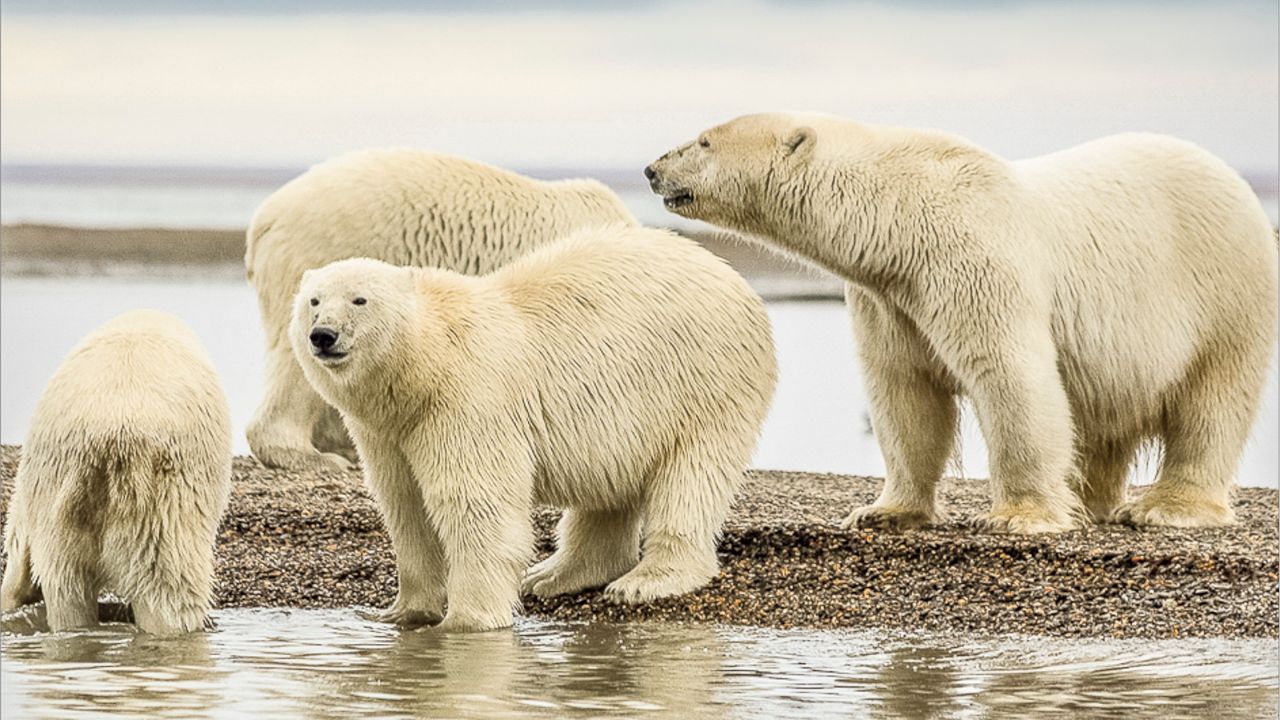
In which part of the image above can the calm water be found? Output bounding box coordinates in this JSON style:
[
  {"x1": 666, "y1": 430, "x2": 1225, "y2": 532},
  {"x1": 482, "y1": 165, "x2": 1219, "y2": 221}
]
[
  {"x1": 2, "y1": 608, "x2": 1276, "y2": 720},
  {"x1": 1, "y1": 275, "x2": 1277, "y2": 486},
  {"x1": 1, "y1": 171, "x2": 1276, "y2": 231}
]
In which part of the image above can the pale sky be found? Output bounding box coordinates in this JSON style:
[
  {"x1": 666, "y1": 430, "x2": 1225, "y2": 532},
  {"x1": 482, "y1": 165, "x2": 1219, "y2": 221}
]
[{"x1": 1, "y1": 0, "x2": 1276, "y2": 172}]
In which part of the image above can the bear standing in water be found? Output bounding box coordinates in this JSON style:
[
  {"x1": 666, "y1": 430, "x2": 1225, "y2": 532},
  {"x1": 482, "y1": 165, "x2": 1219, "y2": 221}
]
[
  {"x1": 291, "y1": 226, "x2": 776, "y2": 632},
  {"x1": 2, "y1": 310, "x2": 232, "y2": 633},
  {"x1": 647, "y1": 113, "x2": 1277, "y2": 533}
]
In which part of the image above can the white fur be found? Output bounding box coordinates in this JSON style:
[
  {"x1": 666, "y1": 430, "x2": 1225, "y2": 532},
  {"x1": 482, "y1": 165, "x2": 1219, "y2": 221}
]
[
  {"x1": 246, "y1": 149, "x2": 637, "y2": 472},
  {"x1": 1, "y1": 310, "x2": 232, "y2": 632},
  {"x1": 648, "y1": 113, "x2": 1278, "y2": 533},
  {"x1": 290, "y1": 226, "x2": 777, "y2": 631}
]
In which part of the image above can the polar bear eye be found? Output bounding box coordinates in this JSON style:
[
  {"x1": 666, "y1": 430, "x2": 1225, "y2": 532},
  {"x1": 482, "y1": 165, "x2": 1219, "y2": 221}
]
[
  {"x1": 698, "y1": 137, "x2": 711, "y2": 149},
  {"x1": 353, "y1": 297, "x2": 367, "y2": 306},
  {"x1": 309, "y1": 298, "x2": 319, "y2": 307}
]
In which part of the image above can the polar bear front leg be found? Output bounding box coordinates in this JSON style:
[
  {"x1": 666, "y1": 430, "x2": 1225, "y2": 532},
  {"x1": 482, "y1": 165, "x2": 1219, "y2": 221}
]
[
  {"x1": 414, "y1": 434, "x2": 535, "y2": 633},
  {"x1": 352, "y1": 429, "x2": 447, "y2": 628},
  {"x1": 523, "y1": 508, "x2": 642, "y2": 598},
  {"x1": 960, "y1": 328, "x2": 1080, "y2": 533},
  {"x1": 842, "y1": 287, "x2": 956, "y2": 530},
  {"x1": 248, "y1": 342, "x2": 356, "y2": 473}
]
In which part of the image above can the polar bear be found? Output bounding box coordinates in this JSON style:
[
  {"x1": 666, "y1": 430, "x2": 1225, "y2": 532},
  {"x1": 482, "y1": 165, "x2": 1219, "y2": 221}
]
[
  {"x1": 246, "y1": 149, "x2": 637, "y2": 472},
  {"x1": 646, "y1": 113, "x2": 1277, "y2": 533},
  {"x1": 290, "y1": 226, "x2": 777, "y2": 631},
  {"x1": 1, "y1": 310, "x2": 232, "y2": 633}
]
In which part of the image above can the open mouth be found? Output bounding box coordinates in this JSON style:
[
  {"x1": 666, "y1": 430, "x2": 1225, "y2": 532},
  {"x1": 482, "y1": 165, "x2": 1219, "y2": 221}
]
[
  {"x1": 313, "y1": 349, "x2": 349, "y2": 364},
  {"x1": 663, "y1": 190, "x2": 694, "y2": 209}
]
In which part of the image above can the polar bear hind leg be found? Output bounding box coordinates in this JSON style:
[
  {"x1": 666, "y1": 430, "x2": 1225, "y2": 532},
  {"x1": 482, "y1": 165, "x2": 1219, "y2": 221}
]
[
  {"x1": 105, "y1": 462, "x2": 216, "y2": 634},
  {"x1": 605, "y1": 438, "x2": 738, "y2": 604},
  {"x1": 1115, "y1": 349, "x2": 1265, "y2": 527},
  {"x1": 1, "y1": 529, "x2": 41, "y2": 612},
  {"x1": 43, "y1": 574, "x2": 98, "y2": 632},
  {"x1": 523, "y1": 507, "x2": 642, "y2": 598},
  {"x1": 1073, "y1": 434, "x2": 1142, "y2": 523}
]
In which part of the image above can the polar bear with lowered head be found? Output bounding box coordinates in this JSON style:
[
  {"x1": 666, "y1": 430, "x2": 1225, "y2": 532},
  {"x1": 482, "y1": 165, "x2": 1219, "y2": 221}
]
[
  {"x1": 2, "y1": 310, "x2": 232, "y2": 633},
  {"x1": 646, "y1": 113, "x2": 1277, "y2": 533},
  {"x1": 291, "y1": 226, "x2": 776, "y2": 631},
  {"x1": 247, "y1": 150, "x2": 637, "y2": 473}
]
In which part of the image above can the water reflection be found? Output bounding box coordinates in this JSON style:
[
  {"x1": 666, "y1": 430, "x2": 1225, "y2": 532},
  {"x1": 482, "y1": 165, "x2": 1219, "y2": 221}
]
[{"x1": 2, "y1": 609, "x2": 1276, "y2": 719}]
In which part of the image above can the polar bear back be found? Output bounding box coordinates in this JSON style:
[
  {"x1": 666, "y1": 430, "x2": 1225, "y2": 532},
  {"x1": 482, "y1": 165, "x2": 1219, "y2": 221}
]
[
  {"x1": 27, "y1": 310, "x2": 229, "y2": 444},
  {"x1": 1005, "y1": 133, "x2": 1277, "y2": 413},
  {"x1": 490, "y1": 227, "x2": 777, "y2": 505},
  {"x1": 246, "y1": 150, "x2": 636, "y2": 345}
]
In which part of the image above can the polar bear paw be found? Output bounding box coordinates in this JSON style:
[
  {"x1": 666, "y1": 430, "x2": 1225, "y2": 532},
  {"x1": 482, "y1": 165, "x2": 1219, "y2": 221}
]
[
  {"x1": 260, "y1": 447, "x2": 357, "y2": 474},
  {"x1": 522, "y1": 556, "x2": 606, "y2": 598},
  {"x1": 841, "y1": 504, "x2": 935, "y2": 531},
  {"x1": 976, "y1": 503, "x2": 1077, "y2": 534},
  {"x1": 432, "y1": 609, "x2": 512, "y2": 633},
  {"x1": 1112, "y1": 495, "x2": 1233, "y2": 528},
  {"x1": 366, "y1": 602, "x2": 443, "y2": 629},
  {"x1": 604, "y1": 562, "x2": 715, "y2": 605}
]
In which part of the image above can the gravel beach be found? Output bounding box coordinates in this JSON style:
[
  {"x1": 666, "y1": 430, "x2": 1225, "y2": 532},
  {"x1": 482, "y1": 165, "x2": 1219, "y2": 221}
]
[{"x1": 0, "y1": 445, "x2": 1275, "y2": 639}]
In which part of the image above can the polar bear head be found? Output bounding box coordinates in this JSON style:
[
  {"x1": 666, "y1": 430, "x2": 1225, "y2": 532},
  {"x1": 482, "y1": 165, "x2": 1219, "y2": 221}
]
[
  {"x1": 644, "y1": 113, "x2": 820, "y2": 227},
  {"x1": 292, "y1": 258, "x2": 415, "y2": 381}
]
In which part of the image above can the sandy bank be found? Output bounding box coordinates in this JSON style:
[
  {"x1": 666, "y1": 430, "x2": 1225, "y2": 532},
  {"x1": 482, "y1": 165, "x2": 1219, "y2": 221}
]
[
  {"x1": 0, "y1": 223, "x2": 841, "y2": 299},
  {"x1": 0, "y1": 446, "x2": 1274, "y2": 639}
]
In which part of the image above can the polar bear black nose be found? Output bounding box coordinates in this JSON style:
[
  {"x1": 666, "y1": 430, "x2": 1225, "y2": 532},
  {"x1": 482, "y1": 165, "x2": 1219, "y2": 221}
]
[
  {"x1": 310, "y1": 327, "x2": 339, "y2": 350},
  {"x1": 643, "y1": 165, "x2": 658, "y2": 181}
]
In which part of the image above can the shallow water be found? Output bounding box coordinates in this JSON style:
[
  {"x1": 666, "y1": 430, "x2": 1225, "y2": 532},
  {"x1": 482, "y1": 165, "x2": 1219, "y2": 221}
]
[
  {"x1": 1, "y1": 608, "x2": 1276, "y2": 719},
  {"x1": 2, "y1": 275, "x2": 1277, "y2": 487}
]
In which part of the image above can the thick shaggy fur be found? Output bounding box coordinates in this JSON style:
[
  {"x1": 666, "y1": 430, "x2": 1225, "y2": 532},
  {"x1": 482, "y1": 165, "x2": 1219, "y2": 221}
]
[
  {"x1": 246, "y1": 149, "x2": 637, "y2": 472},
  {"x1": 291, "y1": 227, "x2": 777, "y2": 631},
  {"x1": 647, "y1": 113, "x2": 1277, "y2": 533},
  {"x1": 1, "y1": 311, "x2": 232, "y2": 632}
]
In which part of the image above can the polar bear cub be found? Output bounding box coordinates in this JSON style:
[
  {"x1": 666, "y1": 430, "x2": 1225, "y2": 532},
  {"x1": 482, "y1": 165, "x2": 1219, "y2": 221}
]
[
  {"x1": 1, "y1": 310, "x2": 232, "y2": 633},
  {"x1": 291, "y1": 226, "x2": 777, "y2": 632},
  {"x1": 246, "y1": 149, "x2": 637, "y2": 473},
  {"x1": 647, "y1": 112, "x2": 1277, "y2": 533}
]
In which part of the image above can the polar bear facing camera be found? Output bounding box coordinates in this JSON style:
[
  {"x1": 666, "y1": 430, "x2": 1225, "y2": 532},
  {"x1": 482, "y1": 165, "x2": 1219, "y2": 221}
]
[
  {"x1": 246, "y1": 150, "x2": 637, "y2": 473},
  {"x1": 291, "y1": 226, "x2": 777, "y2": 632},
  {"x1": 646, "y1": 113, "x2": 1277, "y2": 533},
  {"x1": 1, "y1": 310, "x2": 232, "y2": 633}
]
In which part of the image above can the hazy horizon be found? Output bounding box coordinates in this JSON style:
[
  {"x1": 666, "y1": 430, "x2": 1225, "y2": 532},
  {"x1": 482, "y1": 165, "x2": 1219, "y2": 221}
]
[{"x1": 2, "y1": 0, "x2": 1276, "y2": 174}]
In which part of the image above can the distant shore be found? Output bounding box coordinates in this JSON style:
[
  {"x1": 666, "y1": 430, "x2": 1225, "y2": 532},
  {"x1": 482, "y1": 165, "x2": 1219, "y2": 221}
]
[
  {"x1": 0, "y1": 223, "x2": 843, "y2": 300},
  {"x1": 1, "y1": 446, "x2": 1274, "y2": 639}
]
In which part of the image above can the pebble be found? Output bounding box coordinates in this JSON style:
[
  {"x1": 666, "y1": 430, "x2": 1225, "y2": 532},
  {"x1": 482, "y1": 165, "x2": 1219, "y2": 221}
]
[{"x1": 1, "y1": 446, "x2": 1275, "y2": 639}]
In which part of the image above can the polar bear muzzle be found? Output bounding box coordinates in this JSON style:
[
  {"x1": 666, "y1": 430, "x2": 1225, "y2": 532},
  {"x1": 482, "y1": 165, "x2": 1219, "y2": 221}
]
[{"x1": 309, "y1": 326, "x2": 348, "y2": 363}]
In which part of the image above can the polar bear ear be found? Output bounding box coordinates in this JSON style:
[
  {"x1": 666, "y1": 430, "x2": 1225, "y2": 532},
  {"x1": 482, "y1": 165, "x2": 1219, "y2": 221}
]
[{"x1": 782, "y1": 127, "x2": 816, "y2": 159}]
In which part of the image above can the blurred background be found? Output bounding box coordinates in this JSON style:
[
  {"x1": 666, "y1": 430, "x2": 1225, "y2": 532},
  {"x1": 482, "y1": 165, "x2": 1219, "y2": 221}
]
[{"x1": 2, "y1": 0, "x2": 1277, "y2": 485}]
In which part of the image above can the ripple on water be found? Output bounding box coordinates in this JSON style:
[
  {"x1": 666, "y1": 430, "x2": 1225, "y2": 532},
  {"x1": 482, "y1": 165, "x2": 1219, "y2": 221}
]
[{"x1": 2, "y1": 607, "x2": 1276, "y2": 719}]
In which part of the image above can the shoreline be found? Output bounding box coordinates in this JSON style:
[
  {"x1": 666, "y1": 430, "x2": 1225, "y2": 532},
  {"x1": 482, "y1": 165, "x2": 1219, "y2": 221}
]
[
  {"x1": 1, "y1": 445, "x2": 1274, "y2": 639},
  {"x1": 0, "y1": 223, "x2": 844, "y2": 300}
]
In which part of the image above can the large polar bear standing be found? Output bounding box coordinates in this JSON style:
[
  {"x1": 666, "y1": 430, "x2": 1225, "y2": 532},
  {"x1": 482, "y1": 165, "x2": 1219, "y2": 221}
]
[
  {"x1": 646, "y1": 113, "x2": 1277, "y2": 533},
  {"x1": 291, "y1": 226, "x2": 777, "y2": 632},
  {"x1": 246, "y1": 150, "x2": 637, "y2": 472},
  {"x1": 2, "y1": 310, "x2": 232, "y2": 633}
]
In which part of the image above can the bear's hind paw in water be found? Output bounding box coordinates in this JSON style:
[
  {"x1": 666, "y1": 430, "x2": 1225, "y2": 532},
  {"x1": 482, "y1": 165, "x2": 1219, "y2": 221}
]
[
  {"x1": 366, "y1": 604, "x2": 443, "y2": 629},
  {"x1": 841, "y1": 504, "x2": 935, "y2": 531}
]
